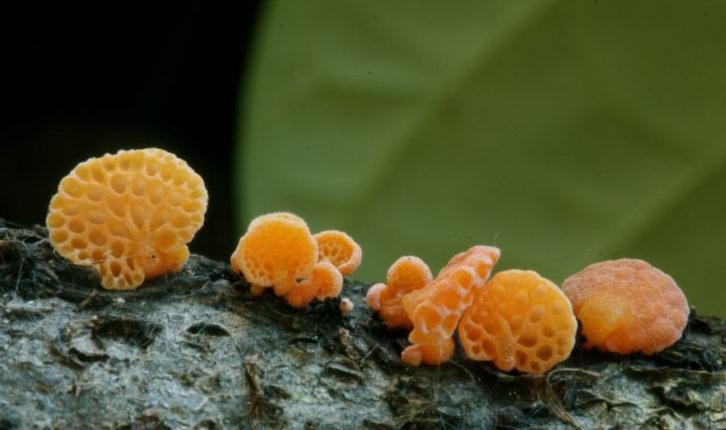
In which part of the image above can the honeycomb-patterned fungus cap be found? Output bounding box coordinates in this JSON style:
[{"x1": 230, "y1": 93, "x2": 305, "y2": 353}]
[
  {"x1": 458, "y1": 270, "x2": 577, "y2": 374},
  {"x1": 400, "y1": 246, "x2": 500, "y2": 366},
  {"x1": 365, "y1": 256, "x2": 433, "y2": 329},
  {"x1": 437, "y1": 245, "x2": 501, "y2": 285},
  {"x1": 314, "y1": 230, "x2": 362, "y2": 276},
  {"x1": 230, "y1": 212, "x2": 318, "y2": 297},
  {"x1": 46, "y1": 148, "x2": 208, "y2": 290},
  {"x1": 562, "y1": 258, "x2": 689, "y2": 355}
]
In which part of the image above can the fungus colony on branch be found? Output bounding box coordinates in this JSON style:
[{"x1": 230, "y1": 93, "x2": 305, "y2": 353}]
[
  {"x1": 367, "y1": 250, "x2": 689, "y2": 373},
  {"x1": 230, "y1": 212, "x2": 362, "y2": 308},
  {"x1": 367, "y1": 247, "x2": 578, "y2": 373},
  {"x1": 46, "y1": 148, "x2": 208, "y2": 290},
  {"x1": 44, "y1": 149, "x2": 691, "y2": 373}
]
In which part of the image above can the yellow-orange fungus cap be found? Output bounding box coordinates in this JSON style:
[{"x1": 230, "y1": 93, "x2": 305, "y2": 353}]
[
  {"x1": 438, "y1": 246, "x2": 501, "y2": 288},
  {"x1": 401, "y1": 336, "x2": 456, "y2": 368},
  {"x1": 366, "y1": 283, "x2": 384, "y2": 312},
  {"x1": 562, "y1": 258, "x2": 689, "y2": 355},
  {"x1": 365, "y1": 256, "x2": 433, "y2": 330},
  {"x1": 230, "y1": 212, "x2": 318, "y2": 297},
  {"x1": 284, "y1": 278, "x2": 318, "y2": 309},
  {"x1": 458, "y1": 270, "x2": 576, "y2": 374},
  {"x1": 313, "y1": 262, "x2": 344, "y2": 300},
  {"x1": 284, "y1": 261, "x2": 343, "y2": 308},
  {"x1": 46, "y1": 148, "x2": 208, "y2": 290},
  {"x1": 400, "y1": 245, "x2": 500, "y2": 366},
  {"x1": 314, "y1": 230, "x2": 362, "y2": 276}
]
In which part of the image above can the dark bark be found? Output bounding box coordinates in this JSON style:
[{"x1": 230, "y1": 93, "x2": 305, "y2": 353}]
[{"x1": 0, "y1": 220, "x2": 724, "y2": 429}]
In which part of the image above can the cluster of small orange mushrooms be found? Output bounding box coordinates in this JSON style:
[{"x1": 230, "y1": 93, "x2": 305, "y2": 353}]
[{"x1": 46, "y1": 148, "x2": 690, "y2": 375}]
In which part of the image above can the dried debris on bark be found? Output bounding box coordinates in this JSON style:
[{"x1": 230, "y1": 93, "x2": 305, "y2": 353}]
[{"x1": 0, "y1": 220, "x2": 724, "y2": 429}]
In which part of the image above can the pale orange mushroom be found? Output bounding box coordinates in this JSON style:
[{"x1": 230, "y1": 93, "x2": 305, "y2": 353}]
[
  {"x1": 400, "y1": 246, "x2": 500, "y2": 366},
  {"x1": 437, "y1": 245, "x2": 501, "y2": 287},
  {"x1": 284, "y1": 261, "x2": 343, "y2": 308},
  {"x1": 400, "y1": 266, "x2": 476, "y2": 366},
  {"x1": 314, "y1": 230, "x2": 362, "y2": 276},
  {"x1": 230, "y1": 212, "x2": 318, "y2": 297},
  {"x1": 46, "y1": 148, "x2": 208, "y2": 290},
  {"x1": 365, "y1": 256, "x2": 433, "y2": 329},
  {"x1": 458, "y1": 270, "x2": 577, "y2": 374},
  {"x1": 562, "y1": 258, "x2": 689, "y2": 355},
  {"x1": 366, "y1": 283, "x2": 385, "y2": 312}
]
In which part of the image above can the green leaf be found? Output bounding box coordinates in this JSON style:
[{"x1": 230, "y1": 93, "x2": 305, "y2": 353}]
[{"x1": 237, "y1": 0, "x2": 726, "y2": 317}]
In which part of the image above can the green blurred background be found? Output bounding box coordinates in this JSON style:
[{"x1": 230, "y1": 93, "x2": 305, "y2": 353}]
[
  {"x1": 239, "y1": 1, "x2": 726, "y2": 317},
  {"x1": 2, "y1": 2, "x2": 725, "y2": 317}
]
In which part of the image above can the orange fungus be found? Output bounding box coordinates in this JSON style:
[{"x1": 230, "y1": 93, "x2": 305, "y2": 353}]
[
  {"x1": 230, "y1": 212, "x2": 318, "y2": 297},
  {"x1": 314, "y1": 230, "x2": 362, "y2": 276},
  {"x1": 231, "y1": 212, "x2": 359, "y2": 308},
  {"x1": 284, "y1": 261, "x2": 343, "y2": 308},
  {"x1": 458, "y1": 270, "x2": 577, "y2": 374},
  {"x1": 365, "y1": 256, "x2": 433, "y2": 330},
  {"x1": 562, "y1": 258, "x2": 689, "y2": 355},
  {"x1": 46, "y1": 148, "x2": 208, "y2": 290},
  {"x1": 400, "y1": 246, "x2": 500, "y2": 366}
]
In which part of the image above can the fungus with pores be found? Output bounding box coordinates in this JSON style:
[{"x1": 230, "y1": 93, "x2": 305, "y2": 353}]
[
  {"x1": 314, "y1": 230, "x2": 362, "y2": 276},
  {"x1": 562, "y1": 258, "x2": 689, "y2": 355},
  {"x1": 231, "y1": 212, "x2": 361, "y2": 308},
  {"x1": 365, "y1": 256, "x2": 433, "y2": 329},
  {"x1": 230, "y1": 212, "x2": 318, "y2": 297},
  {"x1": 400, "y1": 246, "x2": 500, "y2": 366},
  {"x1": 46, "y1": 148, "x2": 208, "y2": 290},
  {"x1": 458, "y1": 270, "x2": 577, "y2": 374}
]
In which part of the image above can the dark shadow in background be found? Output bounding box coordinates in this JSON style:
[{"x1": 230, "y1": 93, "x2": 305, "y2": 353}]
[{"x1": 0, "y1": 2, "x2": 261, "y2": 259}]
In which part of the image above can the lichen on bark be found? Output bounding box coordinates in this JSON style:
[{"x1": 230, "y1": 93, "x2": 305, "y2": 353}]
[{"x1": 0, "y1": 220, "x2": 724, "y2": 429}]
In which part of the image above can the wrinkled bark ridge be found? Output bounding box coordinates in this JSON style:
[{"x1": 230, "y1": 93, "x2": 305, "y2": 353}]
[{"x1": 0, "y1": 220, "x2": 724, "y2": 429}]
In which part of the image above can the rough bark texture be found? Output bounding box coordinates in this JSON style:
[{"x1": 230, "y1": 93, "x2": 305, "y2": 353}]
[{"x1": 0, "y1": 220, "x2": 724, "y2": 429}]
